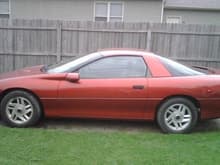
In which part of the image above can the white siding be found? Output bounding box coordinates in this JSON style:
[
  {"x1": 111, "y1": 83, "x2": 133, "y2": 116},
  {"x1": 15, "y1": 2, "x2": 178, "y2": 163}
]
[
  {"x1": 164, "y1": 9, "x2": 220, "y2": 25},
  {"x1": 11, "y1": 0, "x2": 162, "y2": 22}
]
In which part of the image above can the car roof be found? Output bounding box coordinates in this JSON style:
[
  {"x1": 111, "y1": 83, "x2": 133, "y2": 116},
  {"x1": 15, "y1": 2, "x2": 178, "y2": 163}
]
[{"x1": 98, "y1": 48, "x2": 155, "y2": 57}]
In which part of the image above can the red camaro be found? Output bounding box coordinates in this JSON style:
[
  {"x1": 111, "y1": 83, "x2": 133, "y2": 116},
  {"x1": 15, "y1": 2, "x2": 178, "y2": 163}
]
[{"x1": 0, "y1": 49, "x2": 220, "y2": 133}]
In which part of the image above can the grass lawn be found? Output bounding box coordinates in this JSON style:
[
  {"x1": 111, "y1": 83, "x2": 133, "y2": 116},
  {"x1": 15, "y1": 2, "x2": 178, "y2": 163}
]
[{"x1": 0, "y1": 126, "x2": 220, "y2": 165}]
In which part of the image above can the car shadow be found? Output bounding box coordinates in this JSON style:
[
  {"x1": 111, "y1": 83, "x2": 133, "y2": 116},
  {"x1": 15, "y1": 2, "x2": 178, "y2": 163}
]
[
  {"x1": 37, "y1": 118, "x2": 220, "y2": 133},
  {"x1": 195, "y1": 119, "x2": 220, "y2": 133},
  {"x1": 1, "y1": 118, "x2": 220, "y2": 133},
  {"x1": 37, "y1": 118, "x2": 160, "y2": 133}
]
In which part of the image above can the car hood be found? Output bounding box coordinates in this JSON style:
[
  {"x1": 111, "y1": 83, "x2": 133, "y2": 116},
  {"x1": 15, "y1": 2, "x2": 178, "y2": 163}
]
[{"x1": 0, "y1": 65, "x2": 44, "y2": 80}]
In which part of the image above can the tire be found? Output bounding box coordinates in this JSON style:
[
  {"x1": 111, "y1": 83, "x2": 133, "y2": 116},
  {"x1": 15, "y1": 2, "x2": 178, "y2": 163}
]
[
  {"x1": 157, "y1": 97, "x2": 198, "y2": 134},
  {"x1": 0, "y1": 90, "x2": 42, "y2": 127}
]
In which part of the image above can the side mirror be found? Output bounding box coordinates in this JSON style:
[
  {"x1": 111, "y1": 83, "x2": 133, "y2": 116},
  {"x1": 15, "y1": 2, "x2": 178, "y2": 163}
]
[{"x1": 66, "y1": 73, "x2": 80, "y2": 82}]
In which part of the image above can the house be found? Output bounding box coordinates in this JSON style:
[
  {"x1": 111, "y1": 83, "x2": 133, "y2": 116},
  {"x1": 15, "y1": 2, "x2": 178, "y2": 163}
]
[
  {"x1": 164, "y1": 0, "x2": 220, "y2": 25},
  {"x1": 2, "y1": 0, "x2": 163, "y2": 23},
  {"x1": 0, "y1": 0, "x2": 220, "y2": 25}
]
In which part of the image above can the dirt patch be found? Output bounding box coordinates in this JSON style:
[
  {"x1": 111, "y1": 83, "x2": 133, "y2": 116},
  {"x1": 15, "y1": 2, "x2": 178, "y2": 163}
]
[
  {"x1": 1, "y1": 118, "x2": 220, "y2": 133},
  {"x1": 38, "y1": 119, "x2": 160, "y2": 133},
  {"x1": 194, "y1": 119, "x2": 220, "y2": 132},
  {"x1": 39, "y1": 118, "x2": 220, "y2": 133}
]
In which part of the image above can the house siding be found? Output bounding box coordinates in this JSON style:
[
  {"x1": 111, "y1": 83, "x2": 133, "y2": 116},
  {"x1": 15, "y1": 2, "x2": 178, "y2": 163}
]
[
  {"x1": 124, "y1": 0, "x2": 162, "y2": 22},
  {"x1": 11, "y1": 0, "x2": 94, "y2": 21},
  {"x1": 9, "y1": 0, "x2": 220, "y2": 25},
  {"x1": 164, "y1": 9, "x2": 220, "y2": 25},
  {"x1": 10, "y1": 0, "x2": 162, "y2": 22}
]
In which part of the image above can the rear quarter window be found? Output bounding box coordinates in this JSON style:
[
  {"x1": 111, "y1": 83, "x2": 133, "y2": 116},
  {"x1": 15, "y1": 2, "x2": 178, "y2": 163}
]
[{"x1": 158, "y1": 56, "x2": 204, "y2": 76}]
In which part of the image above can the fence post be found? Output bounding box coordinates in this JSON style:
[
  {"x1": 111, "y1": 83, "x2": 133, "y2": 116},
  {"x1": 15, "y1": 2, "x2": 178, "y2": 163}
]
[
  {"x1": 56, "y1": 22, "x2": 62, "y2": 62},
  {"x1": 146, "y1": 30, "x2": 151, "y2": 51}
]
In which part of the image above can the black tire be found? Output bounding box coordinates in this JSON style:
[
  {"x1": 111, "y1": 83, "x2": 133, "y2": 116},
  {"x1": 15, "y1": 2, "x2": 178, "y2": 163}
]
[
  {"x1": 157, "y1": 97, "x2": 198, "y2": 134},
  {"x1": 0, "y1": 90, "x2": 42, "y2": 127}
]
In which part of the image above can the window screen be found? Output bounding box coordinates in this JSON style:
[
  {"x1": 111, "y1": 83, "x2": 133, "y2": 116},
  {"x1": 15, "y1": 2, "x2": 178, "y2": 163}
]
[
  {"x1": 0, "y1": 0, "x2": 9, "y2": 14},
  {"x1": 95, "y1": 1, "x2": 123, "y2": 22}
]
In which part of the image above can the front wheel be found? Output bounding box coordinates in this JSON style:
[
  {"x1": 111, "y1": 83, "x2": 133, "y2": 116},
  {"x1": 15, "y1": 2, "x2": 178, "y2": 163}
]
[
  {"x1": 0, "y1": 90, "x2": 42, "y2": 127},
  {"x1": 157, "y1": 98, "x2": 198, "y2": 133}
]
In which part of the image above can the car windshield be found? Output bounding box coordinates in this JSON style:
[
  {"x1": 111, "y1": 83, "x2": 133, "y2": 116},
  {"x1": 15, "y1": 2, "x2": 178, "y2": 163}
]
[
  {"x1": 157, "y1": 55, "x2": 205, "y2": 76},
  {"x1": 47, "y1": 52, "x2": 102, "y2": 73}
]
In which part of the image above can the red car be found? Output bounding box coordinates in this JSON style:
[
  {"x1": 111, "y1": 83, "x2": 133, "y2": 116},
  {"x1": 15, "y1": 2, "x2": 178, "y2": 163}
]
[{"x1": 0, "y1": 49, "x2": 220, "y2": 133}]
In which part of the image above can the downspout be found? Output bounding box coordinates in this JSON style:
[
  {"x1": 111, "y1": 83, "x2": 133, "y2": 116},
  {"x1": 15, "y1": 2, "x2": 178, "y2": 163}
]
[
  {"x1": 160, "y1": 0, "x2": 165, "y2": 23},
  {"x1": 8, "y1": 0, "x2": 11, "y2": 21}
]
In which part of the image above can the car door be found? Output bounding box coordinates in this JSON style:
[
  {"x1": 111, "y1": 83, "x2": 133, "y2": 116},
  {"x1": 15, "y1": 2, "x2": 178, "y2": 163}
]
[{"x1": 57, "y1": 55, "x2": 149, "y2": 119}]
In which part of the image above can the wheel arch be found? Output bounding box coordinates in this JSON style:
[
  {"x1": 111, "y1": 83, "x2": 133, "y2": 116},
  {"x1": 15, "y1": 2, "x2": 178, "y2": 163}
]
[
  {"x1": 155, "y1": 95, "x2": 201, "y2": 119},
  {"x1": 0, "y1": 88, "x2": 45, "y2": 118}
]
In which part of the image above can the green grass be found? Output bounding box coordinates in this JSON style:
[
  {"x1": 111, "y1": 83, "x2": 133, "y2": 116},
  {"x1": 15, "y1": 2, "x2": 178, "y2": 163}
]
[{"x1": 0, "y1": 126, "x2": 220, "y2": 165}]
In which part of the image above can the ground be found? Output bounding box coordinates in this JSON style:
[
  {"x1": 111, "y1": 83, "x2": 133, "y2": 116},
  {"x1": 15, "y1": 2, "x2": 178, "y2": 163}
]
[
  {"x1": 1, "y1": 118, "x2": 220, "y2": 164},
  {"x1": 1, "y1": 118, "x2": 220, "y2": 132},
  {"x1": 28, "y1": 118, "x2": 220, "y2": 133}
]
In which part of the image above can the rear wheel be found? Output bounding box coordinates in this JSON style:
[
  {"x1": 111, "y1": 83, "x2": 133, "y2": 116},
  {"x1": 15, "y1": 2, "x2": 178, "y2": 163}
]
[
  {"x1": 157, "y1": 97, "x2": 198, "y2": 133},
  {"x1": 0, "y1": 90, "x2": 42, "y2": 127}
]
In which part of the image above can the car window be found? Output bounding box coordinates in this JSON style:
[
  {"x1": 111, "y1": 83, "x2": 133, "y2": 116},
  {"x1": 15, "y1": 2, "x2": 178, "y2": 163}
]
[
  {"x1": 158, "y1": 56, "x2": 204, "y2": 76},
  {"x1": 47, "y1": 52, "x2": 102, "y2": 73},
  {"x1": 79, "y1": 56, "x2": 147, "y2": 78}
]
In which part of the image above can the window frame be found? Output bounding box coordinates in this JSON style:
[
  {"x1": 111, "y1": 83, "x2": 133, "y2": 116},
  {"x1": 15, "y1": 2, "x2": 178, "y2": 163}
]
[
  {"x1": 77, "y1": 55, "x2": 149, "y2": 79},
  {"x1": 166, "y1": 16, "x2": 182, "y2": 24},
  {"x1": 94, "y1": 1, "x2": 124, "y2": 22},
  {"x1": 0, "y1": 0, "x2": 10, "y2": 16}
]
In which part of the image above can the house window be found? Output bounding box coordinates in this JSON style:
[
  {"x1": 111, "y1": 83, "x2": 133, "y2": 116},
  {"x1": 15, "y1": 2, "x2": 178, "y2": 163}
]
[
  {"x1": 166, "y1": 16, "x2": 182, "y2": 24},
  {"x1": 0, "y1": 0, "x2": 9, "y2": 18},
  {"x1": 94, "y1": 1, "x2": 123, "y2": 22}
]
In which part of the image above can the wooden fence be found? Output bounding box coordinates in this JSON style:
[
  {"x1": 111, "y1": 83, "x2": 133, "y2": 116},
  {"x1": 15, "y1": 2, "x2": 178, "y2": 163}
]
[{"x1": 0, "y1": 19, "x2": 220, "y2": 73}]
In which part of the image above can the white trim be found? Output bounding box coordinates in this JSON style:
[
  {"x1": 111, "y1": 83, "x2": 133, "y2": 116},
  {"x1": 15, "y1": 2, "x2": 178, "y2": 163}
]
[
  {"x1": 166, "y1": 16, "x2": 182, "y2": 24},
  {"x1": 8, "y1": 0, "x2": 11, "y2": 19},
  {"x1": 165, "y1": 6, "x2": 220, "y2": 11},
  {"x1": 160, "y1": 0, "x2": 164, "y2": 23},
  {"x1": 93, "y1": 1, "x2": 96, "y2": 22},
  {"x1": 94, "y1": 1, "x2": 124, "y2": 22},
  {"x1": 107, "y1": 1, "x2": 110, "y2": 22}
]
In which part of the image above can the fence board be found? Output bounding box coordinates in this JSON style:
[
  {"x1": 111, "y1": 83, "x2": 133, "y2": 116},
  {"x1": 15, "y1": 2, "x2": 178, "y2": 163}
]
[{"x1": 0, "y1": 19, "x2": 220, "y2": 73}]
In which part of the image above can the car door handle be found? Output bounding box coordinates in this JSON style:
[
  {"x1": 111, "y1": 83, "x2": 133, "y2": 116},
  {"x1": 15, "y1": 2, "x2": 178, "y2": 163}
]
[{"x1": 132, "y1": 85, "x2": 144, "y2": 90}]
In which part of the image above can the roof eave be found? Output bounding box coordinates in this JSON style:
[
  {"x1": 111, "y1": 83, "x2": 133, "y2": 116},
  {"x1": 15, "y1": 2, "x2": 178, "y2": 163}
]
[{"x1": 165, "y1": 6, "x2": 220, "y2": 11}]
